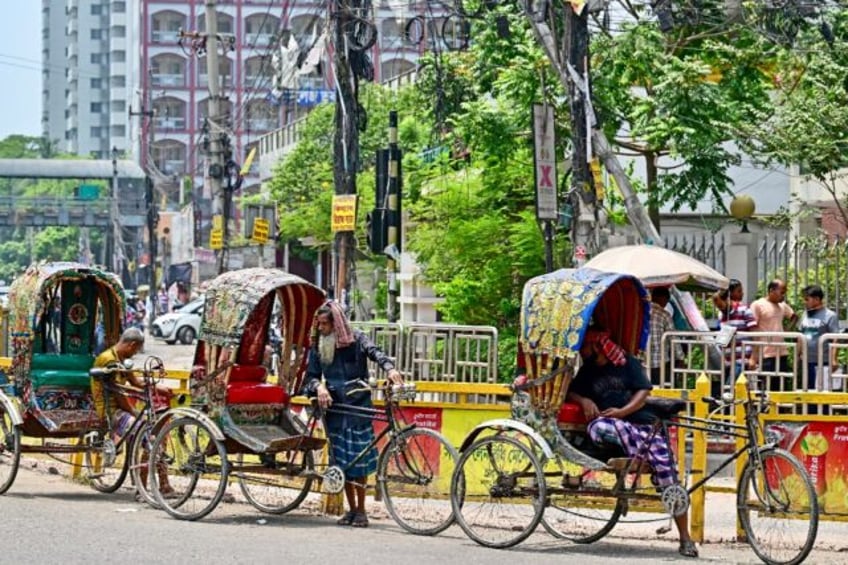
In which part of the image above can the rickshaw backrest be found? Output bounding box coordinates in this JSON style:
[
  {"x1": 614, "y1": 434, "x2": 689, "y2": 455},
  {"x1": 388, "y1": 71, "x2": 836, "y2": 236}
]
[
  {"x1": 30, "y1": 353, "x2": 94, "y2": 390},
  {"x1": 518, "y1": 268, "x2": 649, "y2": 418}
]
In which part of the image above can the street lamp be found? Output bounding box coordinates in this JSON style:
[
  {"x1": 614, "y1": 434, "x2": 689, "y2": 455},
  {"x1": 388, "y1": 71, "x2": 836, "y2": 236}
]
[{"x1": 730, "y1": 194, "x2": 756, "y2": 233}]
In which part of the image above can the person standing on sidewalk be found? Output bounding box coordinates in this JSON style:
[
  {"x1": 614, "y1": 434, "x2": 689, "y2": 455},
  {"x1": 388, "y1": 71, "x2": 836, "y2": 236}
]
[
  {"x1": 799, "y1": 284, "x2": 839, "y2": 391},
  {"x1": 713, "y1": 279, "x2": 757, "y2": 384},
  {"x1": 647, "y1": 287, "x2": 684, "y2": 386},
  {"x1": 750, "y1": 279, "x2": 797, "y2": 391}
]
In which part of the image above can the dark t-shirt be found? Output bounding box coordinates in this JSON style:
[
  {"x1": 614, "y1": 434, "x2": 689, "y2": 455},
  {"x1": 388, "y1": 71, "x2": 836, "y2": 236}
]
[{"x1": 571, "y1": 354, "x2": 655, "y2": 425}]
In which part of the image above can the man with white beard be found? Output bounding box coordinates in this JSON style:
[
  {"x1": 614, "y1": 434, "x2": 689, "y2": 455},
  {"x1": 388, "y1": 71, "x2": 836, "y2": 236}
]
[{"x1": 303, "y1": 300, "x2": 403, "y2": 528}]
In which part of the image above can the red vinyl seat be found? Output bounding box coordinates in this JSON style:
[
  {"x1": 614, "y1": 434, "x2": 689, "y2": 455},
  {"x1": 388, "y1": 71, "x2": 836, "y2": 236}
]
[
  {"x1": 226, "y1": 364, "x2": 288, "y2": 405},
  {"x1": 557, "y1": 401, "x2": 588, "y2": 426}
]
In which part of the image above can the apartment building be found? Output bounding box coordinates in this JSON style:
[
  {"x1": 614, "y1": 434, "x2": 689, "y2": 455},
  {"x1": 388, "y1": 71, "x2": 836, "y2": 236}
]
[{"x1": 41, "y1": 0, "x2": 139, "y2": 158}]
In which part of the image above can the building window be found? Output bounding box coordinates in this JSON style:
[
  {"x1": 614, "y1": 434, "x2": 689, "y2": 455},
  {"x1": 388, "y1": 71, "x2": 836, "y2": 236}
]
[
  {"x1": 91, "y1": 4, "x2": 101, "y2": 15},
  {"x1": 111, "y1": 25, "x2": 126, "y2": 38},
  {"x1": 91, "y1": 53, "x2": 102, "y2": 64},
  {"x1": 112, "y1": 50, "x2": 126, "y2": 63},
  {"x1": 111, "y1": 75, "x2": 126, "y2": 87},
  {"x1": 112, "y1": 100, "x2": 126, "y2": 112},
  {"x1": 91, "y1": 29, "x2": 102, "y2": 40},
  {"x1": 112, "y1": 1, "x2": 126, "y2": 13},
  {"x1": 90, "y1": 127, "x2": 102, "y2": 138},
  {"x1": 90, "y1": 102, "x2": 103, "y2": 113},
  {"x1": 91, "y1": 78, "x2": 102, "y2": 88},
  {"x1": 111, "y1": 125, "x2": 126, "y2": 137}
]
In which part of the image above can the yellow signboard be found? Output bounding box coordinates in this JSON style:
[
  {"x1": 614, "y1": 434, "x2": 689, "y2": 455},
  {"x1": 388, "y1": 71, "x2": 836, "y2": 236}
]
[
  {"x1": 331, "y1": 194, "x2": 358, "y2": 233},
  {"x1": 210, "y1": 228, "x2": 223, "y2": 250},
  {"x1": 240, "y1": 147, "x2": 257, "y2": 176},
  {"x1": 212, "y1": 215, "x2": 223, "y2": 231},
  {"x1": 251, "y1": 218, "x2": 270, "y2": 244}
]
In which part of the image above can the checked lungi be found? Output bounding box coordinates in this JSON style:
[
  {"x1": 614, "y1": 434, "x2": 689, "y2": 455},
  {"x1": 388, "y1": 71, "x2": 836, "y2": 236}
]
[{"x1": 587, "y1": 417, "x2": 677, "y2": 487}]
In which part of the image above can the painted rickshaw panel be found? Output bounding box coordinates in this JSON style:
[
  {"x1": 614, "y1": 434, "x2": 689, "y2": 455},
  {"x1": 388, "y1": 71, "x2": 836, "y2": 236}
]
[
  {"x1": 189, "y1": 268, "x2": 325, "y2": 446},
  {"x1": 6, "y1": 261, "x2": 126, "y2": 435}
]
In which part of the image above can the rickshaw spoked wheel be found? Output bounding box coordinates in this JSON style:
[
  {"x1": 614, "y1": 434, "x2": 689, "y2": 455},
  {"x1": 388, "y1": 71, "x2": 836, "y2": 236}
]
[
  {"x1": 128, "y1": 422, "x2": 163, "y2": 508},
  {"x1": 541, "y1": 477, "x2": 625, "y2": 543},
  {"x1": 235, "y1": 449, "x2": 315, "y2": 514},
  {"x1": 377, "y1": 427, "x2": 458, "y2": 536},
  {"x1": 149, "y1": 416, "x2": 229, "y2": 521},
  {"x1": 0, "y1": 402, "x2": 21, "y2": 494},
  {"x1": 450, "y1": 434, "x2": 546, "y2": 548},
  {"x1": 83, "y1": 430, "x2": 130, "y2": 493}
]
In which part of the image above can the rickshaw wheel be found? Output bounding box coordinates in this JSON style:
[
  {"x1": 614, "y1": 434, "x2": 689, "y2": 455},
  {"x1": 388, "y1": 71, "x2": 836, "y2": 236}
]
[
  {"x1": 0, "y1": 402, "x2": 21, "y2": 494},
  {"x1": 541, "y1": 483, "x2": 624, "y2": 543},
  {"x1": 377, "y1": 427, "x2": 458, "y2": 536},
  {"x1": 451, "y1": 434, "x2": 545, "y2": 548},
  {"x1": 737, "y1": 447, "x2": 818, "y2": 565},
  {"x1": 150, "y1": 416, "x2": 229, "y2": 521},
  {"x1": 84, "y1": 431, "x2": 130, "y2": 493},
  {"x1": 128, "y1": 423, "x2": 161, "y2": 508},
  {"x1": 236, "y1": 449, "x2": 315, "y2": 514}
]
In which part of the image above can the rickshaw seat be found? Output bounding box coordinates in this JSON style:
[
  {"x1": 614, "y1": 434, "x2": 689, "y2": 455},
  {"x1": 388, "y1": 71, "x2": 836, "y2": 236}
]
[
  {"x1": 557, "y1": 401, "x2": 588, "y2": 429},
  {"x1": 227, "y1": 363, "x2": 287, "y2": 405},
  {"x1": 30, "y1": 353, "x2": 94, "y2": 390},
  {"x1": 227, "y1": 382, "x2": 288, "y2": 404}
]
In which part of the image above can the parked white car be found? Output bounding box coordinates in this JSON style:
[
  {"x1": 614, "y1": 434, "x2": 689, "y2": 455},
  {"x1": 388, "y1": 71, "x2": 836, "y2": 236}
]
[{"x1": 151, "y1": 296, "x2": 204, "y2": 345}]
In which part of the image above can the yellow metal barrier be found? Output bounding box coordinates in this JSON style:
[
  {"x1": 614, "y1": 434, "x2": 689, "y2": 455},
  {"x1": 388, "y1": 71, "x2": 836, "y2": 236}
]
[{"x1": 690, "y1": 373, "x2": 710, "y2": 543}]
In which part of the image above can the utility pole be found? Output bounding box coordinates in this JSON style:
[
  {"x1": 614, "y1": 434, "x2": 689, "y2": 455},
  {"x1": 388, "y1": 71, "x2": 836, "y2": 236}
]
[
  {"x1": 132, "y1": 73, "x2": 159, "y2": 316},
  {"x1": 331, "y1": 0, "x2": 362, "y2": 306}
]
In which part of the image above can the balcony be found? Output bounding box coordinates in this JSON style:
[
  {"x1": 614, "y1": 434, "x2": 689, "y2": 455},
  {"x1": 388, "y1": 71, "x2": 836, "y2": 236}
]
[
  {"x1": 247, "y1": 33, "x2": 274, "y2": 47},
  {"x1": 161, "y1": 160, "x2": 186, "y2": 175},
  {"x1": 154, "y1": 117, "x2": 186, "y2": 130},
  {"x1": 152, "y1": 30, "x2": 180, "y2": 43},
  {"x1": 151, "y1": 73, "x2": 185, "y2": 87},
  {"x1": 245, "y1": 118, "x2": 278, "y2": 132},
  {"x1": 198, "y1": 74, "x2": 233, "y2": 88}
]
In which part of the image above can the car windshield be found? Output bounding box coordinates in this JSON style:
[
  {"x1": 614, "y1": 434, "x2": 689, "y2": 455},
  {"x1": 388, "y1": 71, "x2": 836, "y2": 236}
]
[{"x1": 175, "y1": 296, "x2": 204, "y2": 313}]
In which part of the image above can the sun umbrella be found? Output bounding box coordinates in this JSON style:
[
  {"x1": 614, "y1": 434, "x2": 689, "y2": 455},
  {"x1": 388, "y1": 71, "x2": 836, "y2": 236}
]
[{"x1": 583, "y1": 244, "x2": 729, "y2": 292}]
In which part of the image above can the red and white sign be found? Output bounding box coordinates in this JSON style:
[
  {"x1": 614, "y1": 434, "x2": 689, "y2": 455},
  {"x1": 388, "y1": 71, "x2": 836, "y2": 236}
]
[{"x1": 533, "y1": 104, "x2": 558, "y2": 221}]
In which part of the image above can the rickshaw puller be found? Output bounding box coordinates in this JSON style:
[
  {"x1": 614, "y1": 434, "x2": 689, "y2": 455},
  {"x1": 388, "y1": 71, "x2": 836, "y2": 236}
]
[
  {"x1": 91, "y1": 328, "x2": 175, "y2": 498},
  {"x1": 567, "y1": 329, "x2": 698, "y2": 558},
  {"x1": 303, "y1": 301, "x2": 403, "y2": 528}
]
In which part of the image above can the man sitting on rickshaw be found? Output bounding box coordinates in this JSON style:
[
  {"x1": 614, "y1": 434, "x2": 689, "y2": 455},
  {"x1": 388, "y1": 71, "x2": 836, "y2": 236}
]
[
  {"x1": 91, "y1": 327, "x2": 174, "y2": 498},
  {"x1": 567, "y1": 328, "x2": 698, "y2": 558}
]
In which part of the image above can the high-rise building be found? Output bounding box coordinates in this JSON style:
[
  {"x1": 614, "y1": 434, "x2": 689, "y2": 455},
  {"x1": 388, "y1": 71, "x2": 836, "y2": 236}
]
[{"x1": 41, "y1": 0, "x2": 139, "y2": 158}]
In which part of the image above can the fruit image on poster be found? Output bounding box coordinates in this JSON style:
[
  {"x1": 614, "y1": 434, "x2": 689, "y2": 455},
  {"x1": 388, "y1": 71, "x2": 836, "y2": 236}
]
[{"x1": 768, "y1": 421, "x2": 848, "y2": 515}]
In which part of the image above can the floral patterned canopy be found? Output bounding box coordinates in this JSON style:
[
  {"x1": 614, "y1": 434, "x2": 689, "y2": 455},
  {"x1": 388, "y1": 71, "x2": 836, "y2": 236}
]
[
  {"x1": 200, "y1": 268, "x2": 325, "y2": 348},
  {"x1": 7, "y1": 261, "x2": 125, "y2": 347},
  {"x1": 520, "y1": 267, "x2": 650, "y2": 360}
]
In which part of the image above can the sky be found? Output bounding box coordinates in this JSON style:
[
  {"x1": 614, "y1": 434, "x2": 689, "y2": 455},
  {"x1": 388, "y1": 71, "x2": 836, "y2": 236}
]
[{"x1": 0, "y1": 1, "x2": 42, "y2": 139}]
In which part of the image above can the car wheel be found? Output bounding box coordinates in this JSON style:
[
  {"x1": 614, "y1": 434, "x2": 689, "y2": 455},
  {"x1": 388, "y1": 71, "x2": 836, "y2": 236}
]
[{"x1": 177, "y1": 326, "x2": 196, "y2": 345}]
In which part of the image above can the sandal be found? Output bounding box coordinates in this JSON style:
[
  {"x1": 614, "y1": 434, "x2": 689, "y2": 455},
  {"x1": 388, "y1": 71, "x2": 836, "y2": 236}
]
[
  {"x1": 351, "y1": 512, "x2": 369, "y2": 528},
  {"x1": 679, "y1": 539, "x2": 699, "y2": 558},
  {"x1": 337, "y1": 511, "x2": 356, "y2": 526}
]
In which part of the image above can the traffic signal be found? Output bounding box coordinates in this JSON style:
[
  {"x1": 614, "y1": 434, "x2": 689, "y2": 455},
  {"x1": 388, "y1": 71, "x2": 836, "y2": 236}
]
[{"x1": 366, "y1": 208, "x2": 387, "y2": 254}]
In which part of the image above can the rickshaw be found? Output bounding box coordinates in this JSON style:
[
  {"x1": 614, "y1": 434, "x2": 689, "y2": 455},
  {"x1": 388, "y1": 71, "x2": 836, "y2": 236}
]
[
  {"x1": 0, "y1": 261, "x2": 168, "y2": 496},
  {"x1": 148, "y1": 267, "x2": 457, "y2": 535},
  {"x1": 449, "y1": 268, "x2": 818, "y2": 565}
]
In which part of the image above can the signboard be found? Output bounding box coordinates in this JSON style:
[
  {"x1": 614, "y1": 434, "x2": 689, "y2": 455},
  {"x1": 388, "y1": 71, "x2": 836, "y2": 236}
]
[
  {"x1": 210, "y1": 228, "x2": 223, "y2": 250},
  {"x1": 251, "y1": 218, "x2": 270, "y2": 244},
  {"x1": 212, "y1": 215, "x2": 223, "y2": 231},
  {"x1": 331, "y1": 194, "x2": 358, "y2": 233},
  {"x1": 769, "y1": 421, "x2": 848, "y2": 515},
  {"x1": 532, "y1": 104, "x2": 558, "y2": 221}
]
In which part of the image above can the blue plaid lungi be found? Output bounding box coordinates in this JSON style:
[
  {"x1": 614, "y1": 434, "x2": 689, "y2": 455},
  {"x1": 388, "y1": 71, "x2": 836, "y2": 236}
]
[{"x1": 328, "y1": 425, "x2": 377, "y2": 479}]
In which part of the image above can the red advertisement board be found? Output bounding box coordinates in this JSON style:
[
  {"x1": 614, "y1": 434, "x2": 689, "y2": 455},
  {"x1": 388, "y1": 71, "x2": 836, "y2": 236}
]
[
  {"x1": 373, "y1": 406, "x2": 444, "y2": 473},
  {"x1": 768, "y1": 421, "x2": 848, "y2": 515}
]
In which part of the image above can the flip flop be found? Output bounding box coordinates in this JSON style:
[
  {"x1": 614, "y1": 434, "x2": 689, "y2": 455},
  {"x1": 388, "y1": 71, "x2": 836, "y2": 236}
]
[
  {"x1": 351, "y1": 512, "x2": 369, "y2": 528},
  {"x1": 337, "y1": 511, "x2": 356, "y2": 526},
  {"x1": 679, "y1": 539, "x2": 699, "y2": 558}
]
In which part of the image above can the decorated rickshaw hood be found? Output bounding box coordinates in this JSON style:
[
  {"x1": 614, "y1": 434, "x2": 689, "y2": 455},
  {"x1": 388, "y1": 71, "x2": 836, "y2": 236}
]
[
  {"x1": 7, "y1": 261, "x2": 125, "y2": 338},
  {"x1": 520, "y1": 267, "x2": 650, "y2": 359},
  {"x1": 200, "y1": 268, "x2": 325, "y2": 346}
]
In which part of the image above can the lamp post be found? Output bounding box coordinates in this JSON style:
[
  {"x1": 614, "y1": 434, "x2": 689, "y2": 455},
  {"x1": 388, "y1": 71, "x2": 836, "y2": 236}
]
[{"x1": 730, "y1": 194, "x2": 756, "y2": 233}]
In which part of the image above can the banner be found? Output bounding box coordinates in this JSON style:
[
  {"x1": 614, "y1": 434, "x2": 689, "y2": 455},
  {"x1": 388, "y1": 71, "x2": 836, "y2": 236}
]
[{"x1": 769, "y1": 421, "x2": 848, "y2": 515}]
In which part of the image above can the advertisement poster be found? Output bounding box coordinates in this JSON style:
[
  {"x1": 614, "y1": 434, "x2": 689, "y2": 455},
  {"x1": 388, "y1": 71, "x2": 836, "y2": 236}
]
[
  {"x1": 373, "y1": 406, "x2": 444, "y2": 474},
  {"x1": 768, "y1": 421, "x2": 848, "y2": 515}
]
